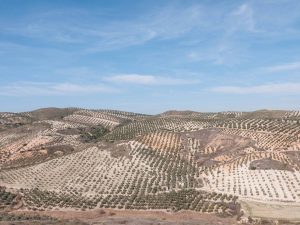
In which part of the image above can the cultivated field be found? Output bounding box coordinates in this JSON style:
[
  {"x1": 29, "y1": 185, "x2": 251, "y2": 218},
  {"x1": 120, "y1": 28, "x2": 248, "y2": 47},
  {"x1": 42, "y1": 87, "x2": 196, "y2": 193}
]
[{"x1": 1, "y1": 108, "x2": 300, "y2": 224}]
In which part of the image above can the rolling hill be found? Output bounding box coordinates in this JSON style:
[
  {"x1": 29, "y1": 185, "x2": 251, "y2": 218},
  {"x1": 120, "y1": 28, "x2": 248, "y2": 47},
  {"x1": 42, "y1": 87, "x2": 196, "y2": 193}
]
[{"x1": 1, "y1": 108, "x2": 300, "y2": 224}]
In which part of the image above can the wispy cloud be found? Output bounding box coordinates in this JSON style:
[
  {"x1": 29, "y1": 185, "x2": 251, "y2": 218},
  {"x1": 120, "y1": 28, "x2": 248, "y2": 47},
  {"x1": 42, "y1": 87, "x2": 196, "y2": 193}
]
[
  {"x1": 211, "y1": 83, "x2": 300, "y2": 94},
  {"x1": 2, "y1": 1, "x2": 299, "y2": 63},
  {"x1": 1, "y1": 5, "x2": 204, "y2": 52},
  {"x1": 264, "y1": 61, "x2": 300, "y2": 73},
  {"x1": 231, "y1": 3, "x2": 255, "y2": 33},
  {"x1": 186, "y1": 3, "x2": 257, "y2": 65},
  {"x1": 0, "y1": 82, "x2": 118, "y2": 96},
  {"x1": 185, "y1": 1, "x2": 300, "y2": 66},
  {"x1": 105, "y1": 74, "x2": 200, "y2": 85}
]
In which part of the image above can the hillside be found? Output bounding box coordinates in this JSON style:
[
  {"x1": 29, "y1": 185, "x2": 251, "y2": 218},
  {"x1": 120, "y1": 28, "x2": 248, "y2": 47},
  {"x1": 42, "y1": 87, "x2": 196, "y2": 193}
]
[{"x1": 1, "y1": 108, "x2": 300, "y2": 224}]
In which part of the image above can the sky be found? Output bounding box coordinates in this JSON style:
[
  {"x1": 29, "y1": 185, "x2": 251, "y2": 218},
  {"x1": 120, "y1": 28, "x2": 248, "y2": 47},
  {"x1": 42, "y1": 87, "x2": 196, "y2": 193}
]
[{"x1": 0, "y1": 0, "x2": 300, "y2": 114}]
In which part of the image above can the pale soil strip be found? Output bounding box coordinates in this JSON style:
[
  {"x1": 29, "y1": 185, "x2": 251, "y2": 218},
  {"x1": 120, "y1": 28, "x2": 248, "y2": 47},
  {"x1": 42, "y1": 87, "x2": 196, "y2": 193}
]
[{"x1": 240, "y1": 199, "x2": 300, "y2": 221}]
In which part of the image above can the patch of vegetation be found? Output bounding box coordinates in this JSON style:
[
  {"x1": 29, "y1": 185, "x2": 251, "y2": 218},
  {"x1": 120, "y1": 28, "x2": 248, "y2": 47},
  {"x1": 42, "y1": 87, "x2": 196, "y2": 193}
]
[
  {"x1": 23, "y1": 188, "x2": 97, "y2": 210},
  {"x1": 79, "y1": 125, "x2": 108, "y2": 142},
  {"x1": 0, "y1": 212, "x2": 87, "y2": 225},
  {"x1": 249, "y1": 158, "x2": 293, "y2": 171},
  {"x1": 99, "y1": 189, "x2": 240, "y2": 217},
  {"x1": 0, "y1": 187, "x2": 18, "y2": 209}
]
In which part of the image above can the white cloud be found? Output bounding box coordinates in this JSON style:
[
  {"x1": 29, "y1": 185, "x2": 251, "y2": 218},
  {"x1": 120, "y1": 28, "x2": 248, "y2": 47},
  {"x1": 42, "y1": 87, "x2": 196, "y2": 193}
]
[
  {"x1": 105, "y1": 74, "x2": 200, "y2": 85},
  {"x1": 107, "y1": 74, "x2": 155, "y2": 85},
  {"x1": 211, "y1": 83, "x2": 300, "y2": 94},
  {"x1": 0, "y1": 82, "x2": 118, "y2": 96},
  {"x1": 264, "y1": 61, "x2": 300, "y2": 73}
]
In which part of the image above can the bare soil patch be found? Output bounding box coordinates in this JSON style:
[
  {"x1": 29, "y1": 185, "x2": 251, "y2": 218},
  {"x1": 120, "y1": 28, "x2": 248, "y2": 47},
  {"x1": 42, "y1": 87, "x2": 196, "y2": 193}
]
[
  {"x1": 249, "y1": 158, "x2": 293, "y2": 171},
  {"x1": 13, "y1": 209, "x2": 241, "y2": 225},
  {"x1": 240, "y1": 199, "x2": 300, "y2": 221}
]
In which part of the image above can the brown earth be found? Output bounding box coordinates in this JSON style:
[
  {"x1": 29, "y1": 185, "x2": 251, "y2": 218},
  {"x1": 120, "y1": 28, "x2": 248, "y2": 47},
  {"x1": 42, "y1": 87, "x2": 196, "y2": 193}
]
[
  {"x1": 249, "y1": 158, "x2": 293, "y2": 171},
  {"x1": 12, "y1": 209, "x2": 242, "y2": 225}
]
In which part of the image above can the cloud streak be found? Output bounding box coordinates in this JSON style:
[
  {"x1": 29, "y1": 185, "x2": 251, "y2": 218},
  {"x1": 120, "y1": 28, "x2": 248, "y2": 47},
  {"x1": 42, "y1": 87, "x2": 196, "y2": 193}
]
[
  {"x1": 0, "y1": 82, "x2": 118, "y2": 96},
  {"x1": 1, "y1": 5, "x2": 204, "y2": 52},
  {"x1": 105, "y1": 74, "x2": 200, "y2": 85},
  {"x1": 211, "y1": 83, "x2": 300, "y2": 94},
  {"x1": 264, "y1": 61, "x2": 300, "y2": 73}
]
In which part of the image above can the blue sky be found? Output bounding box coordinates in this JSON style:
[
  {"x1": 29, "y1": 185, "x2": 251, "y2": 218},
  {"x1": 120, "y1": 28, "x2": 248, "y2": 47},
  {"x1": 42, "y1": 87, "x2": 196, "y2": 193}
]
[{"x1": 0, "y1": 0, "x2": 300, "y2": 114}]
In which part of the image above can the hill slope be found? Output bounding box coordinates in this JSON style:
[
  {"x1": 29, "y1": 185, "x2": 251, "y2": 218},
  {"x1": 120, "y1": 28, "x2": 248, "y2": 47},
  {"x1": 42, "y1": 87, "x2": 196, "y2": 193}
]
[{"x1": 1, "y1": 108, "x2": 300, "y2": 224}]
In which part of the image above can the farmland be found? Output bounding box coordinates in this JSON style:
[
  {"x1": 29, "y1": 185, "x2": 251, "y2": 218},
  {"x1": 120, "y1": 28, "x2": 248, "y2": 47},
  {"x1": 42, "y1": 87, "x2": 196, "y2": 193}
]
[{"x1": 1, "y1": 108, "x2": 300, "y2": 224}]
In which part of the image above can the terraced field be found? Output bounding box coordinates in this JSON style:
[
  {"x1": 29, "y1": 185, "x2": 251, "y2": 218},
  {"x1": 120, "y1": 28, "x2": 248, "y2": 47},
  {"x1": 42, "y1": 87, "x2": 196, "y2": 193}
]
[{"x1": 1, "y1": 108, "x2": 300, "y2": 224}]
